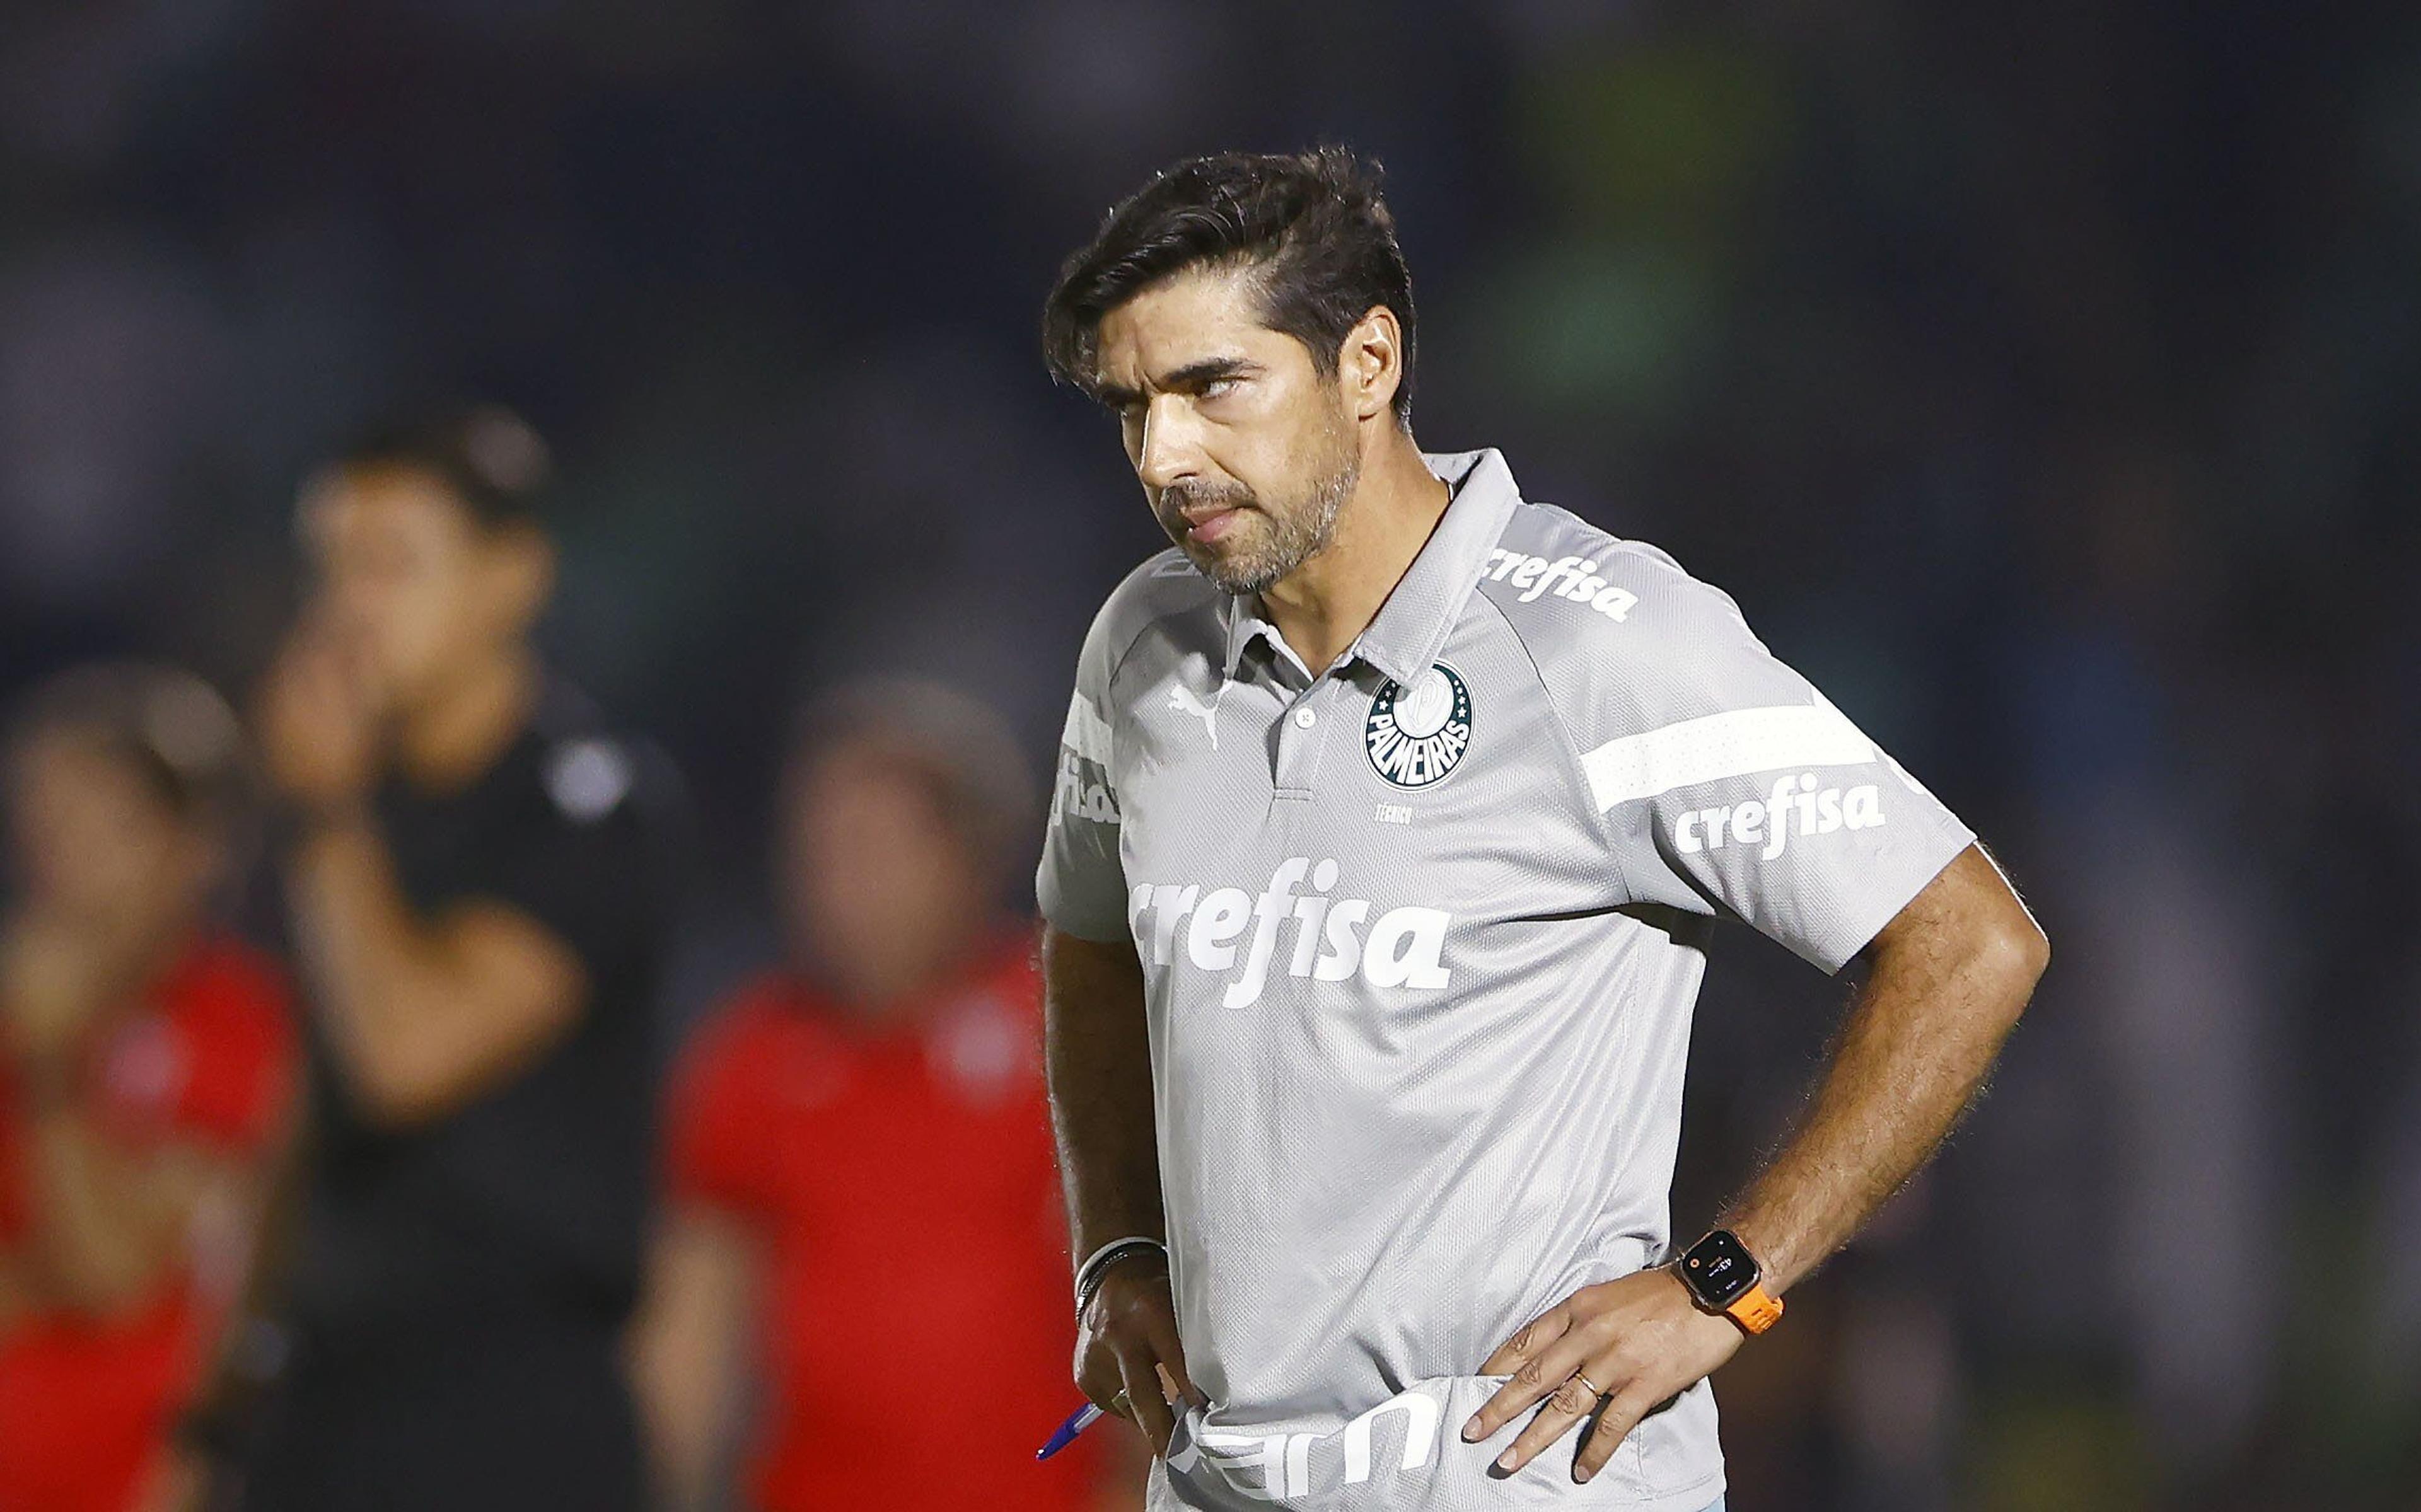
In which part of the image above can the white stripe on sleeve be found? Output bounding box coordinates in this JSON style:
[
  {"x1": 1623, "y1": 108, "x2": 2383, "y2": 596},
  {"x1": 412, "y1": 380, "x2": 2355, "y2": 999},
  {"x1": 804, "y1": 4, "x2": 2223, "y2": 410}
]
[
  {"x1": 1060, "y1": 690, "x2": 1115, "y2": 766},
  {"x1": 1583, "y1": 701, "x2": 1876, "y2": 811}
]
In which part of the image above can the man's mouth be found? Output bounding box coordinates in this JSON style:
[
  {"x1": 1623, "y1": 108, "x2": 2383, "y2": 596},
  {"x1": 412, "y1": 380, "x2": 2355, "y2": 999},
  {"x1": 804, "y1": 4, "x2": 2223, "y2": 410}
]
[
  {"x1": 1181, "y1": 504, "x2": 1243, "y2": 543},
  {"x1": 1166, "y1": 489, "x2": 1251, "y2": 546}
]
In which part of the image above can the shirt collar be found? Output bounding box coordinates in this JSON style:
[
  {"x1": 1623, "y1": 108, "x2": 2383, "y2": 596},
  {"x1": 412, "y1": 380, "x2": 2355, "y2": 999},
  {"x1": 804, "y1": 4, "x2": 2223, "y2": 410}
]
[
  {"x1": 1220, "y1": 597, "x2": 1289, "y2": 684},
  {"x1": 1219, "y1": 447, "x2": 1523, "y2": 688}
]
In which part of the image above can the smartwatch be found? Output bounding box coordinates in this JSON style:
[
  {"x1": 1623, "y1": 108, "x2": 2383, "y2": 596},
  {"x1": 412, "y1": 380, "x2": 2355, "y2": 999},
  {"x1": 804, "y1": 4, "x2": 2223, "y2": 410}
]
[{"x1": 1675, "y1": 1229, "x2": 1785, "y2": 1335}]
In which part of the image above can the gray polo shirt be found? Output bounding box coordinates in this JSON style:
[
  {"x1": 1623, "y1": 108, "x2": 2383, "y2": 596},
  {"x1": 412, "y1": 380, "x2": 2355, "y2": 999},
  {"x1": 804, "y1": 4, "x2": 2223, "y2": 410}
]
[{"x1": 1040, "y1": 449, "x2": 1975, "y2": 1510}]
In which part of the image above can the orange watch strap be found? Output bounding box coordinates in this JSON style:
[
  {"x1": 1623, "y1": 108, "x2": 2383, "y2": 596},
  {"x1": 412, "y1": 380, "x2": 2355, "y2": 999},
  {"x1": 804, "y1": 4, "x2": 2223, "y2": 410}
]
[{"x1": 1724, "y1": 1283, "x2": 1785, "y2": 1334}]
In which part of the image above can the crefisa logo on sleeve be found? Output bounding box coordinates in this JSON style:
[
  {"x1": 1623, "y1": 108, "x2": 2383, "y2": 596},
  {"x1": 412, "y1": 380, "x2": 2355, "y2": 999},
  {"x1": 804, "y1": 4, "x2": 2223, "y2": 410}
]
[
  {"x1": 1364, "y1": 664, "x2": 1472, "y2": 788},
  {"x1": 1671, "y1": 771, "x2": 1886, "y2": 859}
]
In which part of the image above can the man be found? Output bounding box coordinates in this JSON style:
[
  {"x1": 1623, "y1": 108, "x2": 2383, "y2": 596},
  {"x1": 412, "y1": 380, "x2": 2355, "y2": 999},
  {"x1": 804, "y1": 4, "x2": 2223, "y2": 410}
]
[
  {"x1": 636, "y1": 679, "x2": 1132, "y2": 1511},
  {"x1": 231, "y1": 407, "x2": 684, "y2": 1510},
  {"x1": 1034, "y1": 148, "x2": 2048, "y2": 1510},
  {"x1": 0, "y1": 666, "x2": 291, "y2": 1512}
]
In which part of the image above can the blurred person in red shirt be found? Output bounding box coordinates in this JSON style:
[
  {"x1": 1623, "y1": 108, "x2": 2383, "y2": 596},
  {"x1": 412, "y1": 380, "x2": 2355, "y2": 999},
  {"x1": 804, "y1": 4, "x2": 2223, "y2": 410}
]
[
  {"x1": 634, "y1": 679, "x2": 1136, "y2": 1511},
  {"x1": 0, "y1": 665, "x2": 293, "y2": 1512}
]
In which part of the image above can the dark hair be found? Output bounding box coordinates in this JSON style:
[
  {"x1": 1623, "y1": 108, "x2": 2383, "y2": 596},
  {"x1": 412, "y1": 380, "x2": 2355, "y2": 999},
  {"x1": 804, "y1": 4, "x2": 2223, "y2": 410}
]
[
  {"x1": 1042, "y1": 146, "x2": 1417, "y2": 422},
  {"x1": 6, "y1": 662, "x2": 251, "y2": 830},
  {"x1": 331, "y1": 403, "x2": 554, "y2": 529}
]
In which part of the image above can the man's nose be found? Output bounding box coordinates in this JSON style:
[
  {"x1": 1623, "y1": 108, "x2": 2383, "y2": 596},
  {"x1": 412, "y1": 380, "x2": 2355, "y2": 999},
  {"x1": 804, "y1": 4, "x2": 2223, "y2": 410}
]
[{"x1": 1134, "y1": 398, "x2": 1204, "y2": 493}]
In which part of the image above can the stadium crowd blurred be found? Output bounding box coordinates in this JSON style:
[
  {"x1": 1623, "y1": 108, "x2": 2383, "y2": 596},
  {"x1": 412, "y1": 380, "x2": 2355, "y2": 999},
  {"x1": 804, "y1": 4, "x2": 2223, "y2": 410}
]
[{"x1": 1, "y1": 1, "x2": 2416, "y2": 1509}]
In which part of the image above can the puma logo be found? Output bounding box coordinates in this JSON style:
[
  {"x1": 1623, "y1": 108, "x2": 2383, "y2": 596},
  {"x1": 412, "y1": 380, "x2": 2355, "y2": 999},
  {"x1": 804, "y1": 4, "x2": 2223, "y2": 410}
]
[{"x1": 1167, "y1": 684, "x2": 1221, "y2": 749}]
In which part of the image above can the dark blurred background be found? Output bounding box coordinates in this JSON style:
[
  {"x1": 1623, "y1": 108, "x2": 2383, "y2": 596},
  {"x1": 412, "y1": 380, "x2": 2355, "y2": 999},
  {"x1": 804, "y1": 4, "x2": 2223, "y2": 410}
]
[{"x1": 2, "y1": 1, "x2": 2415, "y2": 1508}]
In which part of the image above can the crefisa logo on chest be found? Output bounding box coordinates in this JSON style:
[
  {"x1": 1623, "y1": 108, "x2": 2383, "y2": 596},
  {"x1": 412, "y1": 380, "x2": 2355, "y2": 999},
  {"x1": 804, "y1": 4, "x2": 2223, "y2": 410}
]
[{"x1": 1364, "y1": 663, "x2": 1472, "y2": 788}]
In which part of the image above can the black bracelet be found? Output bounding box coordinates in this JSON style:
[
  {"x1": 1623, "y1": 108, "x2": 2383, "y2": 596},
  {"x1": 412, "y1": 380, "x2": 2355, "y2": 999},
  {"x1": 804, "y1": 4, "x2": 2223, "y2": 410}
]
[{"x1": 1073, "y1": 1238, "x2": 1166, "y2": 1321}]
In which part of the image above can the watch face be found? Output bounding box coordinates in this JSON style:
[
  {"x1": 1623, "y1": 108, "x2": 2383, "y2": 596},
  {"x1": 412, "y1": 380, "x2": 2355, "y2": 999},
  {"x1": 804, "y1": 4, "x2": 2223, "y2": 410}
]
[{"x1": 1682, "y1": 1231, "x2": 1760, "y2": 1310}]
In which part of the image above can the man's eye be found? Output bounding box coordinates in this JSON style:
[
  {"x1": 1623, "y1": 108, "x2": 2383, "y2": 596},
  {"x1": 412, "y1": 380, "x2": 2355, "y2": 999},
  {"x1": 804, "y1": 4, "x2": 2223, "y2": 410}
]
[{"x1": 1201, "y1": 377, "x2": 1239, "y2": 399}]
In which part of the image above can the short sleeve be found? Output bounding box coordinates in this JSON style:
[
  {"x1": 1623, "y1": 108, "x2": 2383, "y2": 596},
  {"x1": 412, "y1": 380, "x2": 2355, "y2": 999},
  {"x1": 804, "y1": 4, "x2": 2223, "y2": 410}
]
[
  {"x1": 1578, "y1": 565, "x2": 1976, "y2": 974},
  {"x1": 663, "y1": 999, "x2": 775, "y2": 1215},
  {"x1": 1036, "y1": 603, "x2": 1135, "y2": 944}
]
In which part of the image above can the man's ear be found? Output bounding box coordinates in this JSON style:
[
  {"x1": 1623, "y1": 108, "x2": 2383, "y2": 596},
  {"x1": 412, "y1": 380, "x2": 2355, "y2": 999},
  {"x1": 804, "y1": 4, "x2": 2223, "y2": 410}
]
[{"x1": 1340, "y1": 305, "x2": 1406, "y2": 423}]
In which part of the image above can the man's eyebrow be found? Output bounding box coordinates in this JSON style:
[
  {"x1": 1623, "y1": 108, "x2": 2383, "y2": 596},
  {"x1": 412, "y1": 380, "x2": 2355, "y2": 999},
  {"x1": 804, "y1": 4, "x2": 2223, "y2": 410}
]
[
  {"x1": 1162, "y1": 355, "x2": 1259, "y2": 391},
  {"x1": 1093, "y1": 356, "x2": 1261, "y2": 410}
]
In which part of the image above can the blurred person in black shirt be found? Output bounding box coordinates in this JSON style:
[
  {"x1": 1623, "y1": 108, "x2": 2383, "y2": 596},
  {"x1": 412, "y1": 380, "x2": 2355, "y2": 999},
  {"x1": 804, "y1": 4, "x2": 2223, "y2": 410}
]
[{"x1": 220, "y1": 408, "x2": 682, "y2": 1511}]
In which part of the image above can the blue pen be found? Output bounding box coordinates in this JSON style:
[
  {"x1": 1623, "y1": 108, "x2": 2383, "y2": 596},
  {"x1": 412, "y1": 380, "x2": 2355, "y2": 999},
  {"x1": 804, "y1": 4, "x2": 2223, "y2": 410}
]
[{"x1": 1035, "y1": 1401, "x2": 1105, "y2": 1461}]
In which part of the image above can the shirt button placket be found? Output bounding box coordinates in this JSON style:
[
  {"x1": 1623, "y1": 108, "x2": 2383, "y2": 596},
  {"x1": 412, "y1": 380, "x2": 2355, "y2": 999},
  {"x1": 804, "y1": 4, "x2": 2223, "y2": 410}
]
[{"x1": 1274, "y1": 683, "x2": 1335, "y2": 799}]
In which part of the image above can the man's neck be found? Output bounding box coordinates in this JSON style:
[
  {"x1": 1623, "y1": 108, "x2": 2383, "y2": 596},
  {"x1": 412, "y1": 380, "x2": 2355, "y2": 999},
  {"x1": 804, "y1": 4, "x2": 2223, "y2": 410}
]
[
  {"x1": 812, "y1": 917, "x2": 999, "y2": 1033},
  {"x1": 1258, "y1": 430, "x2": 1451, "y2": 676},
  {"x1": 393, "y1": 647, "x2": 538, "y2": 793}
]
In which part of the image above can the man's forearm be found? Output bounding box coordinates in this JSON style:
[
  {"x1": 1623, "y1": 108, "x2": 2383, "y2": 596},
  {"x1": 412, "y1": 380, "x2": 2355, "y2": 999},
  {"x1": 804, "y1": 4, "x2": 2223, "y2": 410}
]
[
  {"x1": 23, "y1": 1106, "x2": 198, "y2": 1312},
  {"x1": 287, "y1": 817, "x2": 455, "y2": 1098},
  {"x1": 1040, "y1": 928, "x2": 1165, "y2": 1265},
  {"x1": 288, "y1": 813, "x2": 586, "y2": 1129},
  {"x1": 1725, "y1": 848, "x2": 2048, "y2": 1293},
  {"x1": 630, "y1": 1211, "x2": 757, "y2": 1512}
]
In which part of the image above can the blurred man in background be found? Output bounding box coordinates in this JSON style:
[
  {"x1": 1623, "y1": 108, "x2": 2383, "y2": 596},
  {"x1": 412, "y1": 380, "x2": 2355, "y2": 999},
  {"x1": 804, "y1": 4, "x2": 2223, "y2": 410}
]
[
  {"x1": 0, "y1": 666, "x2": 293, "y2": 1512},
  {"x1": 226, "y1": 408, "x2": 684, "y2": 1511},
  {"x1": 635, "y1": 679, "x2": 1132, "y2": 1511}
]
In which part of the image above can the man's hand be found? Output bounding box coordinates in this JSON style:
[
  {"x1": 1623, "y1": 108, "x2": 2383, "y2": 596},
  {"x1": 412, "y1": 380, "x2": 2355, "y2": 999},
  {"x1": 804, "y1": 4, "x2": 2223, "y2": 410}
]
[
  {"x1": 1461, "y1": 1267, "x2": 1742, "y2": 1483},
  {"x1": 256, "y1": 621, "x2": 383, "y2": 812},
  {"x1": 1074, "y1": 1251, "x2": 1204, "y2": 1458}
]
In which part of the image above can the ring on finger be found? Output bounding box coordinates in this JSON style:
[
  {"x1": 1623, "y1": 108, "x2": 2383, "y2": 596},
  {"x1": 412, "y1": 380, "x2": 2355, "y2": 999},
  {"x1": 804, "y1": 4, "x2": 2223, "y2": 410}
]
[
  {"x1": 1571, "y1": 1370, "x2": 1606, "y2": 1400},
  {"x1": 1110, "y1": 1388, "x2": 1132, "y2": 1415}
]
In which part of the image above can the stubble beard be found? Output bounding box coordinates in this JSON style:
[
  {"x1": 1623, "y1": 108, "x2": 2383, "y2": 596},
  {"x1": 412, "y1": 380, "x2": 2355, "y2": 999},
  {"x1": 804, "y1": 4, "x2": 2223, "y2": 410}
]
[{"x1": 1163, "y1": 410, "x2": 1361, "y2": 597}]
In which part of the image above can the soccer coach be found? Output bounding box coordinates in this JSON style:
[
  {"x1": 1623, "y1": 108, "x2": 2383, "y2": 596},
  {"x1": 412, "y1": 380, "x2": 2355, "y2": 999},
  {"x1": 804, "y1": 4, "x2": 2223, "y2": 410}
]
[{"x1": 1034, "y1": 148, "x2": 2048, "y2": 1510}]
